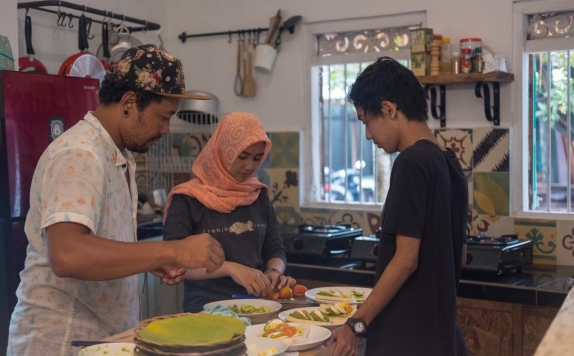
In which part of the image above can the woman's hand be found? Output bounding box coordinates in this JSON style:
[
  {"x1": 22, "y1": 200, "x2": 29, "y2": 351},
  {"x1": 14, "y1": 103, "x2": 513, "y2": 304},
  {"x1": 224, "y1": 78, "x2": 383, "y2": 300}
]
[
  {"x1": 228, "y1": 263, "x2": 272, "y2": 297},
  {"x1": 264, "y1": 269, "x2": 296, "y2": 291}
]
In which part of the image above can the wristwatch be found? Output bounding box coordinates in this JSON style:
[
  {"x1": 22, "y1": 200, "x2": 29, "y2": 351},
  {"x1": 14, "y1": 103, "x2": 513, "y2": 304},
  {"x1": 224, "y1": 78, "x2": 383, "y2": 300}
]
[{"x1": 345, "y1": 317, "x2": 368, "y2": 337}]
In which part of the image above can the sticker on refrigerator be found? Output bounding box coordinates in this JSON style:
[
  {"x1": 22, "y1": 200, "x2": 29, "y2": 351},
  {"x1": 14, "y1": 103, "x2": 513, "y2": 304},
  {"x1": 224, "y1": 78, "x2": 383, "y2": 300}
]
[{"x1": 49, "y1": 117, "x2": 64, "y2": 142}]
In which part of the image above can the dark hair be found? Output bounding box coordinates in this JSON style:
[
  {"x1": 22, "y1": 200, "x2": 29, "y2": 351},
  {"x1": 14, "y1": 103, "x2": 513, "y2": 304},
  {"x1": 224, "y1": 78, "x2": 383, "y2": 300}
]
[
  {"x1": 347, "y1": 56, "x2": 428, "y2": 121},
  {"x1": 98, "y1": 78, "x2": 163, "y2": 112}
]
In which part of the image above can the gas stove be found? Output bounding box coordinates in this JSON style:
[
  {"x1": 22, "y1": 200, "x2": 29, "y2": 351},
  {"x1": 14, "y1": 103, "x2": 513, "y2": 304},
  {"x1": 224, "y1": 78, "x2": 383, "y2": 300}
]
[
  {"x1": 465, "y1": 234, "x2": 533, "y2": 274},
  {"x1": 281, "y1": 224, "x2": 363, "y2": 265}
]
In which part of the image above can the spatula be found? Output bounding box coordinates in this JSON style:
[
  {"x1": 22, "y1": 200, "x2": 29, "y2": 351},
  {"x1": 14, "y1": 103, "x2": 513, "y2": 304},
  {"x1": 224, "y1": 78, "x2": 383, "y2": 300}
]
[{"x1": 242, "y1": 38, "x2": 257, "y2": 97}]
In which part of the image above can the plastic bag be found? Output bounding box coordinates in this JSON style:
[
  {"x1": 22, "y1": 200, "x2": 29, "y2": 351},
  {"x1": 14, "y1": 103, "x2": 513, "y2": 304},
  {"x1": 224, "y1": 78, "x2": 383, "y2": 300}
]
[{"x1": 482, "y1": 45, "x2": 506, "y2": 73}]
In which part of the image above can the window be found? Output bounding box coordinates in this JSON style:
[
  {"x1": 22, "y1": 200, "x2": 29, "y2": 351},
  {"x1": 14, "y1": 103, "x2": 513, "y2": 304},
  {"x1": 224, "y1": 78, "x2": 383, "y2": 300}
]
[
  {"x1": 303, "y1": 13, "x2": 425, "y2": 208},
  {"x1": 513, "y1": 1, "x2": 574, "y2": 216}
]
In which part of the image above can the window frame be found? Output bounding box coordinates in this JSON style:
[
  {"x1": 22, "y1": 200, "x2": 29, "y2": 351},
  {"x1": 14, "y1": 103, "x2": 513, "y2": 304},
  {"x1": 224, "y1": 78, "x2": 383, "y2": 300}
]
[
  {"x1": 512, "y1": 0, "x2": 574, "y2": 219},
  {"x1": 301, "y1": 11, "x2": 426, "y2": 211}
]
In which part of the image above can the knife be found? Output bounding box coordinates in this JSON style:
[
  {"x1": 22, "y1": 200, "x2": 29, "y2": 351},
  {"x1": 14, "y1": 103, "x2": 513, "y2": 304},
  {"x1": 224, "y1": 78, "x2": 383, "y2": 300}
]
[{"x1": 71, "y1": 340, "x2": 110, "y2": 347}]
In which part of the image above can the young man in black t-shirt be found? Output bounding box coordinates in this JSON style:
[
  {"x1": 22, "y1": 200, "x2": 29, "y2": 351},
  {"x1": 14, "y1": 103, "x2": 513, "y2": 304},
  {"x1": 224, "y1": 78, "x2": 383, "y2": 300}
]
[{"x1": 326, "y1": 57, "x2": 469, "y2": 356}]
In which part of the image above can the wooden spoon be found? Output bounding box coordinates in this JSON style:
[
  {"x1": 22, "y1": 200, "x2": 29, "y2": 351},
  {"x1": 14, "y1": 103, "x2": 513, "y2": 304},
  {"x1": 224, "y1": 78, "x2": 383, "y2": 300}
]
[{"x1": 243, "y1": 39, "x2": 257, "y2": 97}]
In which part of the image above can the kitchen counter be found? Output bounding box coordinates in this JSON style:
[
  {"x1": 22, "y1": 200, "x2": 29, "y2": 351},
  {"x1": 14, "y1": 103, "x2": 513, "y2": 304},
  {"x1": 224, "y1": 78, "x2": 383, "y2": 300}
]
[
  {"x1": 534, "y1": 282, "x2": 574, "y2": 356},
  {"x1": 285, "y1": 263, "x2": 574, "y2": 308}
]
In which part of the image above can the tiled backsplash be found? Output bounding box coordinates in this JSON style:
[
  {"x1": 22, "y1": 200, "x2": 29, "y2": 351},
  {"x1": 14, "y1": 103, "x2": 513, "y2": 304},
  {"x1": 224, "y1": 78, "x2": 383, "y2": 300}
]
[{"x1": 135, "y1": 129, "x2": 574, "y2": 267}]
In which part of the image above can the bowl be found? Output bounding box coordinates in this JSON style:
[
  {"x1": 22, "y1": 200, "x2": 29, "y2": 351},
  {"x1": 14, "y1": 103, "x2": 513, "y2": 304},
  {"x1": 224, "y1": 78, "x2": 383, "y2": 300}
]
[
  {"x1": 203, "y1": 299, "x2": 282, "y2": 325},
  {"x1": 78, "y1": 343, "x2": 135, "y2": 356}
]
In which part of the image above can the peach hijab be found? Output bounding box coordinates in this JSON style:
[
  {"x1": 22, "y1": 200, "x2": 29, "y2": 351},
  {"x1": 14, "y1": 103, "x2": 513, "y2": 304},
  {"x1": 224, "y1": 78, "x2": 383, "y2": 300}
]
[{"x1": 164, "y1": 112, "x2": 271, "y2": 218}]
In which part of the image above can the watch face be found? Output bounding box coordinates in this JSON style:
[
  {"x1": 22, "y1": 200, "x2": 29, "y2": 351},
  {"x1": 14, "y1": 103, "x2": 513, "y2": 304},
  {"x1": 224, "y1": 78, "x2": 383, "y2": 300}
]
[{"x1": 354, "y1": 322, "x2": 366, "y2": 333}]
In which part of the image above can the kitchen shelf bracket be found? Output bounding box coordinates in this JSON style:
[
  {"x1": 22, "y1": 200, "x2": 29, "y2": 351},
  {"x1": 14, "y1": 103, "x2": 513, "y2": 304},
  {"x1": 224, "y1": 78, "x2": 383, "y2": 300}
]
[
  {"x1": 425, "y1": 84, "x2": 446, "y2": 128},
  {"x1": 474, "y1": 82, "x2": 500, "y2": 126},
  {"x1": 17, "y1": 1, "x2": 160, "y2": 33}
]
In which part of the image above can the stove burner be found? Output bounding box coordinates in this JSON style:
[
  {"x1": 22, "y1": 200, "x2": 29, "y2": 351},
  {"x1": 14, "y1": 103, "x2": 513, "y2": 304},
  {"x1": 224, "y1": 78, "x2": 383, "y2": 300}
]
[
  {"x1": 467, "y1": 233, "x2": 520, "y2": 246},
  {"x1": 299, "y1": 224, "x2": 348, "y2": 234}
]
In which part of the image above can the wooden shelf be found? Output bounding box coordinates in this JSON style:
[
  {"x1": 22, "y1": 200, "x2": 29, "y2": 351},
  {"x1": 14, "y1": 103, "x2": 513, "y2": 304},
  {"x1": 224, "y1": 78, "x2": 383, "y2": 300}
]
[
  {"x1": 418, "y1": 71, "x2": 514, "y2": 127},
  {"x1": 417, "y1": 71, "x2": 514, "y2": 85}
]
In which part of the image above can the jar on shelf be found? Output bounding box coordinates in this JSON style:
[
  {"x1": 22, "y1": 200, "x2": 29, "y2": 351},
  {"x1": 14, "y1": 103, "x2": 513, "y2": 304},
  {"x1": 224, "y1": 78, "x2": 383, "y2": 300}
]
[
  {"x1": 441, "y1": 37, "x2": 452, "y2": 74},
  {"x1": 451, "y1": 51, "x2": 460, "y2": 74},
  {"x1": 472, "y1": 47, "x2": 484, "y2": 73},
  {"x1": 461, "y1": 48, "x2": 472, "y2": 74}
]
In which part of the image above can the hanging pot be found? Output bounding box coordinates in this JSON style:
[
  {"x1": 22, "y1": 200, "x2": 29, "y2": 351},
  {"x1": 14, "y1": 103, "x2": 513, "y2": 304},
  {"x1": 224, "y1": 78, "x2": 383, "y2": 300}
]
[
  {"x1": 18, "y1": 15, "x2": 47, "y2": 74},
  {"x1": 58, "y1": 15, "x2": 105, "y2": 83},
  {"x1": 96, "y1": 26, "x2": 142, "y2": 65}
]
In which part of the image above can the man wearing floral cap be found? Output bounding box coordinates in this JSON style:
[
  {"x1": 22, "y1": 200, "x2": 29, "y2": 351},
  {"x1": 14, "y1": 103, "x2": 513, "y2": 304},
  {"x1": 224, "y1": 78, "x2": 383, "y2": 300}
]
[{"x1": 7, "y1": 44, "x2": 225, "y2": 356}]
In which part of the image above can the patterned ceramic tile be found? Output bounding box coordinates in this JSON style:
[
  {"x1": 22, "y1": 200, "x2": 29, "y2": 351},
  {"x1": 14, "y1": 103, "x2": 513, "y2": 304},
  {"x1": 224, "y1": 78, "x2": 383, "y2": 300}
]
[
  {"x1": 514, "y1": 218, "x2": 557, "y2": 265},
  {"x1": 274, "y1": 206, "x2": 301, "y2": 226},
  {"x1": 135, "y1": 171, "x2": 148, "y2": 195},
  {"x1": 266, "y1": 168, "x2": 300, "y2": 208},
  {"x1": 472, "y1": 128, "x2": 510, "y2": 172},
  {"x1": 330, "y1": 210, "x2": 366, "y2": 231},
  {"x1": 556, "y1": 220, "x2": 574, "y2": 266},
  {"x1": 256, "y1": 168, "x2": 270, "y2": 188},
  {"x1": 465, "y1": 171, "x2": 473, "y2": 211},
  {"x1": 435, "y1": 129, "x2": 473, "y2": 170},
  {"x1": 259, "y1": 133, "x2": 271, "y2": 169},
  {"x1": 300, "y1": 208, "x2": 331, "y2": 226},
  {"x1": 473, "y1": 172, "x2": 510, "y2": 216},
  {"x1": 133, "y1": 152, "x2": 147, "y2": 170},
  {"x1": 270, "y1": 132, "x2": 299, "y2": 168},
  {"x1": 472, "y1": 215, "x2": 515, "y2": 237},
  {"x1": 170, "y1": 133, "x2": 210, "y2": 157},
  {"x1": 365, "y1": 212, "x2": 382, "y2": 236}
]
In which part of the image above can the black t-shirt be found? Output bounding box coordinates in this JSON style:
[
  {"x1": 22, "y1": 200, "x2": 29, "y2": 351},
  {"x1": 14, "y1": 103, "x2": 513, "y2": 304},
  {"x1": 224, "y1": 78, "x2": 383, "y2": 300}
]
[
  {"x1": 366, "y1": 140, "x2": 468, "y2": 356},
  {"x1": 163, "y1": 191, "x2": 286, "y2": 312}
]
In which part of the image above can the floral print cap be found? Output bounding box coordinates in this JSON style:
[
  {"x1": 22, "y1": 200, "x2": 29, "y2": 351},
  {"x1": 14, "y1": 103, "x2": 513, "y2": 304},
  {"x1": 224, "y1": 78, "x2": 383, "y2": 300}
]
[{"x1": 110, "y1": 44, "x2": 211, "y2": 100}]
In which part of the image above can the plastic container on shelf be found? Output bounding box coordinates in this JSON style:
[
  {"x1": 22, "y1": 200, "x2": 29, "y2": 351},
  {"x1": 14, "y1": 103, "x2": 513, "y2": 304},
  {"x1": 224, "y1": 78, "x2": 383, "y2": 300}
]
[
  {"x1": 440, "y1": 37, "x2": 452, "y2": 74},
  {"x1": 460, "y1": 38, "x2": 482, "y2": 66}
]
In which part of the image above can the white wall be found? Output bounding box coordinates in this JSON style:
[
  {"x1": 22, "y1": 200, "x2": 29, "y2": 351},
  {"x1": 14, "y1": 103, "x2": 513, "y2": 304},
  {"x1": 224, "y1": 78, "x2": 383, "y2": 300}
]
[
  {"x1": 14, "y1": 0, "x2": 167, "y2": 75},
  {"x1": 1, "y1": 0, "x2": 19, "y2": 65},
  {"x1": 165, "y1": 0, "x2": 516, "y2": 132}
]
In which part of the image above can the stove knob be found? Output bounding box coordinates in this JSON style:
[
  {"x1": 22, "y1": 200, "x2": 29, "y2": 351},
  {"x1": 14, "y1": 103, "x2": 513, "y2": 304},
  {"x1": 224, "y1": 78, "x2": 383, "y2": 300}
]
[
  {"x1": 294, "y1": 238, "x2": 304, "y2": 250},
  {"x1": 372, "y1": 244, "x2": 379, "y2": 257},
  {"x1": 466, "y1": 252, "x2": 473, "y2": 265}
]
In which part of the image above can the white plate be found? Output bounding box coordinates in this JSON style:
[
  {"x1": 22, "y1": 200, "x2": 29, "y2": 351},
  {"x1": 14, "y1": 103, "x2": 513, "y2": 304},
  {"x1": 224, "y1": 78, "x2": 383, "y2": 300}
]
[
  {"x1": 277, "y1": 307, "x2": 350, "y2": 331},
  {"x1": 78, "y1": 343, "x2": 135, "y2": 356},
  {"x1": 203, "y1": 299, "x2": 282, "y2": 324},
  {"x1": 305, "y1": 286, "x2": 372, "y2": 305},
  {"x1": 245, "y1": 337, "x2": 288, "y2": 356},
  {"x1": 245, "y1": 323, "x2": 331, "y2": 352}
]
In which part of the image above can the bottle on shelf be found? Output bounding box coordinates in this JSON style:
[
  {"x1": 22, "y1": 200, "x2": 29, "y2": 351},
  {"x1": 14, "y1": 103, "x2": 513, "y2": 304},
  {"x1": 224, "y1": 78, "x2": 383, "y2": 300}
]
[
  {"x1": 451, "y1": 51, "x2": 460, "y2": 74},
  {"x1": 461, "y1": 48, "x2": 472, "y2": 74},
  {"x1": 440, "y1": 37, "x2": 452, "y2": 75}
]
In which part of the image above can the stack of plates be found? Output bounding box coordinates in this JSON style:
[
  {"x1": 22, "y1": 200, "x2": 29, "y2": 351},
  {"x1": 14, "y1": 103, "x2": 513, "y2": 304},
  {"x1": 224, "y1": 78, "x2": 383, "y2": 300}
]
[{"x1": 133, "y1": 313, "x2": 247, "y2": 356}]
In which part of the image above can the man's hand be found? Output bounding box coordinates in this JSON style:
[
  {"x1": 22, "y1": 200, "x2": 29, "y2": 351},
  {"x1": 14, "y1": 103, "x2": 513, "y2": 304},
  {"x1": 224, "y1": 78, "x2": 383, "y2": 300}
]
[
  {"x1": 325, "y1": 326, "x2": 360, "y2": 356},
  {"x1": 228, "y1": 264, "x2": 272, "y2": 297},
  {"x1": 264, "y1": 271, "x2": 296, "y2": 291},
  {"x1": 150, "y1": 265, "x2": 187, "y2": 285},
  {"x1": 174, "y1": 233, "x2": 225, "y2": 274}
]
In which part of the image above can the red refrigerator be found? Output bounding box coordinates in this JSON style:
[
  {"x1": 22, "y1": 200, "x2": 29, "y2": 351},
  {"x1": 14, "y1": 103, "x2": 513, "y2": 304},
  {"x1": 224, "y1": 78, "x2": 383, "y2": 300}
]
[{"x1": 0, "y1": 71, "x2": 100, "y2": 351}]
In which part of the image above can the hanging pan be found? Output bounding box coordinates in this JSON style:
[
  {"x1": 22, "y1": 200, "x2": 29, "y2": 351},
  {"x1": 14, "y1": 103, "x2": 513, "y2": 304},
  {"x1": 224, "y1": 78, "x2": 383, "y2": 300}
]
[
  {"x1": 18, "y1": 14, "x2": 48, "y2": 74},
  {"x1": 97, "y1": 26, "x2": 142, "y2": 65},
  {"x1": 58, "y1": 15, "x2": 106, "y2": 83}
]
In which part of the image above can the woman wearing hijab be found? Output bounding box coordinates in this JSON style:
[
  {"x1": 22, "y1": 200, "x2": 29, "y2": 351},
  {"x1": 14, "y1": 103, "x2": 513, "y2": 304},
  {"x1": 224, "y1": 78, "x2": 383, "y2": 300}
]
[{"x1": 163, "y1": 112, "x2": 295, "y2": 312}]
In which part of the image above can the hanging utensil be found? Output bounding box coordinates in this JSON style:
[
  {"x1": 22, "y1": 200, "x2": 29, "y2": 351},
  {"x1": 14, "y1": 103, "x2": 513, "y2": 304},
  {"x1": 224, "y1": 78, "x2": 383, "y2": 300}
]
[
  {"x1": 264, "y1": 10, "x2": 282, "y2": 45},
  {"x1": 241, "y1": 38, "x2": 248, "y2": 96},
  {"x1": 243, "y1": 38, "x2": 257, "y2": 97},
  {"x1": 233, "y1": 38, "x2": 243, "y2": 96},
  {"x1": 18, "y1": 14, "x2": 48, "y2": 74},
  {"x1": 58, "y1": 15, "x2": 106, "y2": 83},
  {"x1": 274, "y1": 15, "x2": 302, "y2": 50},
  {"x1": 100, "y1": 21, "x2": 111, "y2": 73}
]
